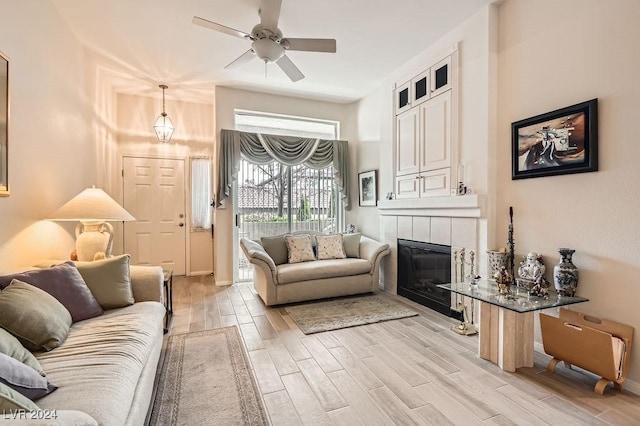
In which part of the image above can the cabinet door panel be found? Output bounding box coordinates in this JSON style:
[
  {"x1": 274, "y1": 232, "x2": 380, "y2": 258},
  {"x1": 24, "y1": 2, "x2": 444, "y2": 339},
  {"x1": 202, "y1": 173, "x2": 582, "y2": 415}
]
[
  {"x1": 395, "y1": 80, "x2": 411, "y2": 115},
  {"x1": 419, "y1": 168, "x2": 451, "y2": 197},
  {"x1": 420, "y1": 91, "x2": 451, "y2": 172},
  {"x1": 396, "y1": 174, "x2": 420, "y2": 199},
  {"x1": 396, "y1": 108, "x2": 420, "y2": 176}
]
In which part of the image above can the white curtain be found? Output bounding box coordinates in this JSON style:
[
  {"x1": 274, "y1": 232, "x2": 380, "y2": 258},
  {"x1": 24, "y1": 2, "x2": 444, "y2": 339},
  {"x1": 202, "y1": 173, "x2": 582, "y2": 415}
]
[{"x1": 191, "y1": 158, "x2": 212, "y2": 229}]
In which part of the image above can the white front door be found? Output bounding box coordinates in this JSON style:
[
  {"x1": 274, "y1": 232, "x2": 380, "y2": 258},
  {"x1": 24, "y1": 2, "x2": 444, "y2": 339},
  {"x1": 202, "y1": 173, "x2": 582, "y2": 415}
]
[{"x1": 123, "y1": 156, "x2": 186, "y2": 275}]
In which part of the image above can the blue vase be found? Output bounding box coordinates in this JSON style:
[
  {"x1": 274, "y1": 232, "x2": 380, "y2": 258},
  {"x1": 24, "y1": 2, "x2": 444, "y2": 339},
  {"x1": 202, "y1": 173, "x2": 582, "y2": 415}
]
[{"x1": 553, "y1": 248, "x2": 579, "y2": 297}]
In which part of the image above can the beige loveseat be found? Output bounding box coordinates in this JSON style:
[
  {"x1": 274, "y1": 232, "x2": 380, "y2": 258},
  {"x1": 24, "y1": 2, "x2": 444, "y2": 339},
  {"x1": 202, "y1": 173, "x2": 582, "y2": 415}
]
[
  {"x1": 0, "y1": 264, "x2": 165, "y2": 425},
  {"x1": 240, "y1": 233, "x2": 390, "y2": 306}
]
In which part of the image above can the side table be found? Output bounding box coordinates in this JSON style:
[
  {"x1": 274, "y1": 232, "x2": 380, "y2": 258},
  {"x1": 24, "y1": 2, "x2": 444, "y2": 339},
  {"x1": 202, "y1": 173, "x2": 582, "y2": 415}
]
[
  {"x1": 439, "y1": 280, "x2": 589, "y2": 372},
  {"x1": 163, "y1": 270, "x2": 173, "y2": 334}
]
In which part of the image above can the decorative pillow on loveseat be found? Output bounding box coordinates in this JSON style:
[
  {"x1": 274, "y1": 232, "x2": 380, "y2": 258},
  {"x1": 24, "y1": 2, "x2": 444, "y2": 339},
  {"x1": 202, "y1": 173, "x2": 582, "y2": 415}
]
[
  {"x1": 0, "y1": 280, "x2": 72, "y2": 352},
  {"x1": 342, "y1": 233, "x2": 361, "y2": 258},
  {"x1": 316, "y1": 234, "x2": 347, "y2": 260},
  {"x1": 285, "y1": 235, "x2": 316, "y2": 263},
  {"x1": 75, "y1": 254, "x2": 135, "y2": 309},
  {"x1": 260, "y1": 236, "x2": 289, "y2": 265},
  {"x1": 0, "y1": 262, "x2": 103, "y2": 322}
]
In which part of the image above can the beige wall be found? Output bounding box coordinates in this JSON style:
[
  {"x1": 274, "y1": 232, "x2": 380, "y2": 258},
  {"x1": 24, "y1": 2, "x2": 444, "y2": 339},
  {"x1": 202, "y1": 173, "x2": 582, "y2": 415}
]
[
  {"x1": 115, "y1": 93, "x2": 215, "y2": 275},
  {"x1": 497, "y1": 0, "x2": 640, "y2": 385},
  {"x1": 0, "y1": 1, "x2": 94, "y2": 269},
  {"x1": 213, "y1": 87, "x2": 355, "y2": 285},
  {"x1": 347, "y1": 90, "x2": 382, "y2": 240}
]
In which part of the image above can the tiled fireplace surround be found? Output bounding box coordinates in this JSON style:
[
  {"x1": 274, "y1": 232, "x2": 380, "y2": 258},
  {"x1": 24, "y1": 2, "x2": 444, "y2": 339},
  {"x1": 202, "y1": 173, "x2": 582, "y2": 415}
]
[{"x1": 377, "y1": 194, "x2": 486, "y2": 313}]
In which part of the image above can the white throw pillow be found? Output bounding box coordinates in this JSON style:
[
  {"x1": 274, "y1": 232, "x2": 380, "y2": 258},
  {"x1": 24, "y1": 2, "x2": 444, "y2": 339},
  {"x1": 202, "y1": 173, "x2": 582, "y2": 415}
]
[
  {"x1": 285, "y1": 235, "x2": 316, "y2": 264},
  {"x1": 316, "y1": 234, "x2": 347, "y2": 260}
]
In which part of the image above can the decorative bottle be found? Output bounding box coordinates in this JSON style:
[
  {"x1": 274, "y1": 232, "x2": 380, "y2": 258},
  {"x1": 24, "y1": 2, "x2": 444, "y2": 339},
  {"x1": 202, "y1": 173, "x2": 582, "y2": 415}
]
[{"x1": 553, "y1": 248, "x2": 579, "y2": 297}]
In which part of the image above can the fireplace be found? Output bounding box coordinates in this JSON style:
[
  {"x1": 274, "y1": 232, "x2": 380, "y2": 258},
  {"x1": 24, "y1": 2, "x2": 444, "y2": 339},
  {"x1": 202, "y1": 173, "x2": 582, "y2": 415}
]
[{"x1": 397, "y1": 239, "x2": 462, "y2": 320}]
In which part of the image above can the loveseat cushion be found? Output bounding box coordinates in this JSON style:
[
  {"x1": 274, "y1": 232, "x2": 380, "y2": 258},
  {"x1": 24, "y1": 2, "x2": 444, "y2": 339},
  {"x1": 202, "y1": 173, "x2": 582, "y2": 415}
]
[
  {"x1": 34, "y1": 302, "x2": 164, "y2": 426},
  {"x1": 277, "y1": 258, "x2": 371, "y2": 285}
]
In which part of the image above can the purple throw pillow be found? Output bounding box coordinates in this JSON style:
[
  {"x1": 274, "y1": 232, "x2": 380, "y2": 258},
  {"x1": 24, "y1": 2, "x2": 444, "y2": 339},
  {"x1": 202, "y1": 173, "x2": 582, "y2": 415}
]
[
  {"x1": 0, "y1": 262, "x2": 103, "y2": 322},
  {"x1": 0, "y1": 352, "x2": 58, "y2": 400}
]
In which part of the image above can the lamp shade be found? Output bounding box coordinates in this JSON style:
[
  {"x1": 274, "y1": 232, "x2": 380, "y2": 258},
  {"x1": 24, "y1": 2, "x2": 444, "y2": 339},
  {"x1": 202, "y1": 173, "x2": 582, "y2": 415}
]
[{"x1": 49, "y1": 187, "x2": 135, "y2": 222}]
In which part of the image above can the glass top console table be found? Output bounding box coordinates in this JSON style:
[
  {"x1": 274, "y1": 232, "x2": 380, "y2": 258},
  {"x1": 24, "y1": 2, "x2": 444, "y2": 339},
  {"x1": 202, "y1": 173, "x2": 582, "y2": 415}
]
[{"x1": 438, "y1": 280, "x2": 589, "y2": 372}]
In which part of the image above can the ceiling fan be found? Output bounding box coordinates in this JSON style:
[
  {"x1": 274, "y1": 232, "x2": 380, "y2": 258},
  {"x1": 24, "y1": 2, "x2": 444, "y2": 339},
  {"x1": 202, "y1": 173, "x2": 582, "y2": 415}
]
[{"x1": 192, "y1": 0, "x2": 336, "y2": 82}]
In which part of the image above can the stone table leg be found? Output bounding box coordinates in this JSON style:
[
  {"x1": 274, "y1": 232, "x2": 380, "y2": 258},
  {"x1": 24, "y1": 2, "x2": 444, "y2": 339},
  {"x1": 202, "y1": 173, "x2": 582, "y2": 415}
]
[{"x1": 479, "y1": 301, "x2": 534, "y2": 372}]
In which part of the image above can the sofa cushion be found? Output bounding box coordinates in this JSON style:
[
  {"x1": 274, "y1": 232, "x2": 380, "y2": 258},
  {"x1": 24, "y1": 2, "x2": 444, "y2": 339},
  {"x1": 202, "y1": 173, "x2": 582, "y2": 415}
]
[
  {"x1": 0, "y1": 328, "x2": 45, "y2": 376},
  {"x1": 277, "y1": 258, "x2": 371, "y2": 285},
  {"x1": 285, "y1": 235, "x2": 316, "y2": 264},
  {"x1": 0, "y1": 280, "x2": 72, "y2": 352},
  {"x1": 316, "y1": 234, "x2": 346, "y2": 260},
  {"x1": 75, "y1": 255, "x2": 134, "y2": 309},
  {"x1": 34, "y1": 302, "x2": 165, "y2": 426},
  {"x1": 0, "y1": 352, "x2": 57, "y2": 400},
  {"x1": 0, "y1": 382, "x2": 40, "y2": 412},
  {"x1": 343, "y1": 233, "x2": 361, "y2": 258},
  {"x1": 0, "y1": 262, "x2": 103, "y2": 323},
  {"x1": 261, "y1": 236, "x2": 288, "y2": 265}
]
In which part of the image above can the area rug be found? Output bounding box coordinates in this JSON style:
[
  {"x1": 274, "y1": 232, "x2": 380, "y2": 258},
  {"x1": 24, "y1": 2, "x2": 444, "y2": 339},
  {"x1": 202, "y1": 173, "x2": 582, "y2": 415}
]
[
  {"x1": 284, "y1": 294, "x2": 419, "y2": 334},
  {"x1": 148, "y1": 327, "x2": 268, "y2": 426}
]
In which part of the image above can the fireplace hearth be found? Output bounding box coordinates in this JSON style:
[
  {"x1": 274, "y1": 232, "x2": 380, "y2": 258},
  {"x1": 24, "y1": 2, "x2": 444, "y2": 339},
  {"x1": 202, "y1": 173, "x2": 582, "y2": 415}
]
[{"x1": 397, "y1": 239, "x2": 462, "y2": 321}]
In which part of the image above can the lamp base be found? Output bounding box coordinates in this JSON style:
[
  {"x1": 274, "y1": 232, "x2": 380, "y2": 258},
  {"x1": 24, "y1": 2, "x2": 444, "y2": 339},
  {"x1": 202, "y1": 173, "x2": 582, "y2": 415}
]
[{"x1": 75, "y1": 222, "x2": 114, "y2": 261}]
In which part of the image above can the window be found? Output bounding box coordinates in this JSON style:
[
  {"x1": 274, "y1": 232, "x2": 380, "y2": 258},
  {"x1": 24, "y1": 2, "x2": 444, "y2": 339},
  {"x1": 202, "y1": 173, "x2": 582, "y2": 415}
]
[
  {"x1": 191, "y1": 157, "x2": 212, "y2": 230},
  {"x1": 234, "y1": 110, "x2": 343, "y2": 281}
]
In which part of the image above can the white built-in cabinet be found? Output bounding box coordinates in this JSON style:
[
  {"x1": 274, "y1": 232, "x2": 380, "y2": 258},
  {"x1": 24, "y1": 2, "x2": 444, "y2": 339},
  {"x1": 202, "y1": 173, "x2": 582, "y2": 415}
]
[{"x1": 394, "y1": 52, "x2": 455, "y2": 199}]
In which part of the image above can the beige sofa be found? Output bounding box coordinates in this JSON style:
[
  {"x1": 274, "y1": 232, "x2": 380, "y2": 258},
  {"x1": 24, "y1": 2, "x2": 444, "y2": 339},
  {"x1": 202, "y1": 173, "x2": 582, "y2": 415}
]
[
  {"x1": 1, "y1": 265, "x2": 165, "y2": 426},
  {"x1": 240, "y1": 234, "x2": 390, "y2": 306}
]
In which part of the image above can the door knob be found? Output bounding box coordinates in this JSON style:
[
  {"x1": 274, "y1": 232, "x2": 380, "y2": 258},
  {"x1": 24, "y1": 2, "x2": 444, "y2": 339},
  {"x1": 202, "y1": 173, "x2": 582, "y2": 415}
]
[
  {"x1": 179, "y1": 214, "x2": 184, "y2": 218},
  {"x1": 178, "y1": 223, "x2": 184, "y2": 227}
]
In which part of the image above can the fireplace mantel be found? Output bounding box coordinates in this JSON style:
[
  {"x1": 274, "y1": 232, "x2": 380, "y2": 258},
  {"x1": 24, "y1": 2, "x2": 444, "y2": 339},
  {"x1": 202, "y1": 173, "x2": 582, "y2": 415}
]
[{"x1": 377, "y1": 194, "x2": 485, "y2": 218}]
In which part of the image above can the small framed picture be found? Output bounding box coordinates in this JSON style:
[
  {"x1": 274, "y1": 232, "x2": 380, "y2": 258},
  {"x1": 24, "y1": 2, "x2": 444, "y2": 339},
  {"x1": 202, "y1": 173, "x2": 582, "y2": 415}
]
[
  {"x1": 358, "y1": 170, "x2": 377, "y2": 207},
  {"x1": 512, "y1": 99, "x2": 598, "y2": 180}
]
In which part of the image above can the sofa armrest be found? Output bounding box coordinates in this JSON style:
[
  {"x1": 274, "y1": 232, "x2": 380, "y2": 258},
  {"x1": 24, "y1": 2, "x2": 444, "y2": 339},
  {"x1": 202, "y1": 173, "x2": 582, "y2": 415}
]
[
  {"x1": 240, "y1": 238, "x2": 279, "y2": 305},
  {"x1": 359, "y1": 236, "x2": 390, "y2": 267},
  {"x1": 359, "y1": 236, "x2": 390, "y2": 291},
  {"x1": 130, "y1": 265, "x2": 164, "y2": 304},
  {"x1": 1, "y1": 410, "x2": 98, "y2": 425},
  {"x1": 240, "y1": 239, "x2": 277, "y2": 275}
]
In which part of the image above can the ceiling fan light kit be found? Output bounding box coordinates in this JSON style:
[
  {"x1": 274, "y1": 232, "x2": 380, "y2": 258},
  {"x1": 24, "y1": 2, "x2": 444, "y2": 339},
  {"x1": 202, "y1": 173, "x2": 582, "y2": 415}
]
[{"x1": 192, "y1": 0, "x2": 336, "y2": 82}]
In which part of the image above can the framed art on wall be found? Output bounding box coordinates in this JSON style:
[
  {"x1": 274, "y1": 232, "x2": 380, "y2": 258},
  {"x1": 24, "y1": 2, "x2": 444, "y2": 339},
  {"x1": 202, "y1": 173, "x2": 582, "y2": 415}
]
[
  {"x1": 512, "y1": 99, "x2": 598, "y2": 180},
  {"x1": 358, "y1": 170, "x2": 377, "y2": 206},
  {"x1": 0, "y1": 51, "x2": 8, "y2": 196}
]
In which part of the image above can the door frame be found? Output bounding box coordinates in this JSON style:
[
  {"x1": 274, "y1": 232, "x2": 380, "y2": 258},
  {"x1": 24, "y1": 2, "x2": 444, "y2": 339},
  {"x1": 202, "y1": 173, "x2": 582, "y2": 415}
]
[{"x1": 121, "y1": 154, "x2": 190, "y2": 275}]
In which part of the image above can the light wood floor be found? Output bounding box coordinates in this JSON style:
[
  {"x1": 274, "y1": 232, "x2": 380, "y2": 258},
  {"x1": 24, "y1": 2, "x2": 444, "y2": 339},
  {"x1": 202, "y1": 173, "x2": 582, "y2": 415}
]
[{"x1": 169, "y1": 275, "x2": 640, "y2": 425}]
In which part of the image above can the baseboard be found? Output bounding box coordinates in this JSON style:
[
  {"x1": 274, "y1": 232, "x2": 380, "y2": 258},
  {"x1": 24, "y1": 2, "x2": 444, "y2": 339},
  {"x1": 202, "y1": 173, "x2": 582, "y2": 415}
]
[
  {"x1": 215, "y1": 280, "x2": 233, "y2": 287},
  {"x1": 533, "y1": 342, "x2": 640, "y2": 396},
  {"x1": 189, "y1": 271, "x2": 213, "y2": 276}
]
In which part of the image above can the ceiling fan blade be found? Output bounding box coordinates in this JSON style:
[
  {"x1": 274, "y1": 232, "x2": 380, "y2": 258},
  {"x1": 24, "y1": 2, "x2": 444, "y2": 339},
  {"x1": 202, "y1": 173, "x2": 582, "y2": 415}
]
[
  {"x1": 192, "y1": 16, "x2": 250, "y2": 39},
  {"x1": 276, "y1": 55, "x2": 304, "y2": 82},
  {"x1": 259, "y1": 0, "x2": 282, "y2": 31},
  {"x1": 282, "y1": 38, "x2": 336, "y2": 53},
  {"x1": 225, "y1": 49, "x2": 256, "y2": 69}
]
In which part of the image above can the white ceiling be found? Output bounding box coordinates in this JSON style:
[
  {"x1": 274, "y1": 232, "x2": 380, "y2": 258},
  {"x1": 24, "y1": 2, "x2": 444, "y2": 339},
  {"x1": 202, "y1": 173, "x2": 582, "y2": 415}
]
[{"x1": 51, "y1": 0, "x2": 494, "y2": 104}]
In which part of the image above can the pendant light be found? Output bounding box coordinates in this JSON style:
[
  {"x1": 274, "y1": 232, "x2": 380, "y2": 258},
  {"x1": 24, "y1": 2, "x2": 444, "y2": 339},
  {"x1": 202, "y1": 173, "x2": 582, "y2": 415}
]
[{"x1": 154, "y1": 84, "x2": 174, "y2": 143}]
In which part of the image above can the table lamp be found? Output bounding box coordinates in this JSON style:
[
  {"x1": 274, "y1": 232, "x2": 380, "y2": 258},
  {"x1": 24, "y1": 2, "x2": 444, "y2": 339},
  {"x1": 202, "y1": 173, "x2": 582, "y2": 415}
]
[{"x1": 49, "y1": 186, "x2": 136, "y2": 261}]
